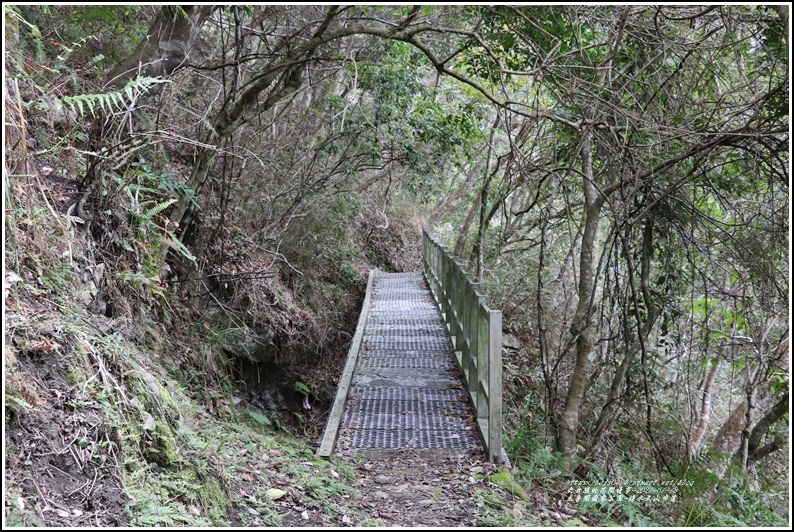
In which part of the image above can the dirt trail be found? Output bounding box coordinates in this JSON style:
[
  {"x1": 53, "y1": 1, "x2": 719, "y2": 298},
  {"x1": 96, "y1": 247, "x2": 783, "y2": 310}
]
[{"x1": 277, "y1": 449, "x2": 533, "y2": 527}]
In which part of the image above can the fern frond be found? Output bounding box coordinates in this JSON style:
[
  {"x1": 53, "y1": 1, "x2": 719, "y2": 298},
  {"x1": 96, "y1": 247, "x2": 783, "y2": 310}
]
[
  {"x1": 6, "y1": 7, "x2": 42, "y2": 38},
  {"x1": 140, "y1": 199, "x2": 176, "y2": 221},
  {"x1": 50, "y1": 76, "x2": 171, "y2": 118}
]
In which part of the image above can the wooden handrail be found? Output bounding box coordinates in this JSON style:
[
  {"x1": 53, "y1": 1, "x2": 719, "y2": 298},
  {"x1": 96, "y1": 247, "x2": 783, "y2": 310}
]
[{"x1": 422, "y1": 228, "x2": 503, "y2": 463}]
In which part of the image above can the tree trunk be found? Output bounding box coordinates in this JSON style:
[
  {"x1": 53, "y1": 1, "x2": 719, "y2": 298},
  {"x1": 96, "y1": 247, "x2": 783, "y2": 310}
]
[
  {"x1": 585, "y1": 220, "x2": 658, "y2": 459},
  {"x1": 172, "y1": 40, "x2": 311, "y2": 236},
  {"x1": 106, "y1": 5, "x2": 215, "y2": 88},
  {"x1": 430, "y1": 160, "x2": 483, "y2": 224},
  {"x1": 711, "y1": 400, "x2": 748, "y2": 454},
  {"x1": 474, "y1": 122, "x2": 497, "y2": 280},
  {"x1": 557, "y1": 131, "x2": 604, "y2": 471},
  {"x1": 688, "y1": 356, "x2": 721, "y2": 457},
  {"x1": 744, "y1": 392, "x2": 788, "y2": 462},
  {"x1": 453, "y1": 194, "x2": 481, "y2": 258},
  {"x1": 749, "y1": 436, "x2": 785, "y2": 462}
]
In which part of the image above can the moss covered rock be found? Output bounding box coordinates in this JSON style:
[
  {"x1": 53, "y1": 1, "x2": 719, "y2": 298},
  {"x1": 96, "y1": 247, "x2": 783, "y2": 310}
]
[{"x1": 488, "y1": 468, "x2": 529, "y2": 501}]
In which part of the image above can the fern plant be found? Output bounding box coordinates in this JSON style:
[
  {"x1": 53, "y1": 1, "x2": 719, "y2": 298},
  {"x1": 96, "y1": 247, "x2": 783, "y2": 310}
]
[
  {"x1": 140, "y1": 199, "x2": 177, "y2": 222},
  {"x1": 36, "y1": 76, "x2": 171, "y2": 118}
]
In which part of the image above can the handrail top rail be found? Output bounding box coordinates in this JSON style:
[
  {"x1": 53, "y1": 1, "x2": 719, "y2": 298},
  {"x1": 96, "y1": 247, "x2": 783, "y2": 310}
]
[{"x1": 422, "y1": 226, "x2": 496, "y2": 306}]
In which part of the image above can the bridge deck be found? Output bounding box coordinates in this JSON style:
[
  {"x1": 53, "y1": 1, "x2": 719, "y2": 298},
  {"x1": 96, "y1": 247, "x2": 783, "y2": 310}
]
[{"x1": 321, "y1": 271, "x2": 481, "y2": 459}]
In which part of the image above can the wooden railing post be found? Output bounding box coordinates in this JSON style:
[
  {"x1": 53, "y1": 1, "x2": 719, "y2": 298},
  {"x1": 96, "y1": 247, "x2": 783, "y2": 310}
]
[
  {"x1": 422, "y1": 227, "x2": 502, "y2": 464},
  {"x1": 488, "y1": 309, "x2": 502, "y2": 462}
]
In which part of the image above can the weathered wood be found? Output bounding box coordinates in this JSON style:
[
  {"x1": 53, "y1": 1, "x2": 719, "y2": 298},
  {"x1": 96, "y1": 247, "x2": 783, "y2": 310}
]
[
  {"x1": 422, "y1": 227, "x2": 503, "y2": 463},
  {"x1": 488, "y1": 309, "x2": 502, "y2": 461},
  {"x1": 317, "y1": 269, "x2": 376, "y2": 457}
]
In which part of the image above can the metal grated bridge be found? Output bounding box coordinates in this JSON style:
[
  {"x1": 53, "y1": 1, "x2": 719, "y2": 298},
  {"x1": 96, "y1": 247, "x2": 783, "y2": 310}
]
[{"x1": 318, "y1": 269, "x2": 499, "y2": 461}]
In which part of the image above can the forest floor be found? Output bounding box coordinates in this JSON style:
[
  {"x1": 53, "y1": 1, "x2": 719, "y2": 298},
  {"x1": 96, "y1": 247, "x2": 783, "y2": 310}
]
[
  {"x1": 279, "y1": 451, "x2": 531, "y2": 527},
  {"x1": 5, "y1": 352, "x2": 585, "y2": 529}
]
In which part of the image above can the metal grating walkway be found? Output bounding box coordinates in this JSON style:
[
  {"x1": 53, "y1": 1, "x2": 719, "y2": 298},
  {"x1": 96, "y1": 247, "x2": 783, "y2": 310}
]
[{"x1": 323, "y1": 271, "x2": 480, "y2": 458}]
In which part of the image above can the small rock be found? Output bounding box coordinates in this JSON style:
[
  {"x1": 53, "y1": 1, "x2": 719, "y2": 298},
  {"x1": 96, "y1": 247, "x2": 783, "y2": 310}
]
[
  {"x1": 72, "y1": 509, "x2": 83, "y2": 517},
  {"x1": 301, "y1": 510, "x2": 309, "y2": 520},
  {"x1": 55, "y1": 509, "x2": 70, "y2": 518},
  {"x1": 372, "y1": 490, "x2": 389, "y2": 499},
  {"x1": 467, "y1": 476, "x2": 477, "y2": 484},
  {"x1": 247, "y1": 507, "x2": 259, "y2": 515},
  {"x1": 512, "y1": 503, "x2": 523, "y2": 519},
  {"x1": 417, "y1": 499, "x2": 434, "y2": 507},
  {"x1": 374, "y1": 475, "x2": 390, "y2": 485}
]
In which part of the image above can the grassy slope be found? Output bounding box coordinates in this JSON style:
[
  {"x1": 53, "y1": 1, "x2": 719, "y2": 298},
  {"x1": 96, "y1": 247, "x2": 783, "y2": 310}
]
[{"x1": 3, "y1": 197, "x2": 354, "y2": 526}]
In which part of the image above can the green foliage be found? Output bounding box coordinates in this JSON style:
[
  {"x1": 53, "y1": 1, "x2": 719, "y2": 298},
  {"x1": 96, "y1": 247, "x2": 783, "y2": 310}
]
[
  {"x1": 358, "y1": 42, "x2": 423, "y2": 114},
  {"x1": 14, "y1": 5, "x2": 147, "y2": 72},
  {"x1": 247, "y1": 410, "x2": 272, "y2": 426},
  {"x1": 459, "y1": 7, "x2": 537, "y2": 83},
  {"x1": 5, "y1": 393, "x2": 35, "y2": 416},
  {"x1": 35, "y1": 76, "x2": 171, "y2": 118},
  {"x1": 488, "y1": 468, "x2": 529, "y2": 501},
  {"x1": 350, "y1": 39, "x2": 486, "y2": 192},
  {"x1": 6, "y1": 5, "x2": 788, "y2": 527},
  {"x1": 671, "y1": 452, "x2": 789, "y2": 528}
]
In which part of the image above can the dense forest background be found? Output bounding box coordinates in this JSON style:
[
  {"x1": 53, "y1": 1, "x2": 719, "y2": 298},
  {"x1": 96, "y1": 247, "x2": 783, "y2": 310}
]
[{"x1": 4, "y1": 4, "x2": 789, "y2": 527}]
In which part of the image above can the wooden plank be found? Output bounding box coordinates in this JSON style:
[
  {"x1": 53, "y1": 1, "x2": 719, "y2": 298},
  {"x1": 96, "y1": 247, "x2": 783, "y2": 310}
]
[{"x1": 316, "y1": 269, "x2": 377, "y2": 457}]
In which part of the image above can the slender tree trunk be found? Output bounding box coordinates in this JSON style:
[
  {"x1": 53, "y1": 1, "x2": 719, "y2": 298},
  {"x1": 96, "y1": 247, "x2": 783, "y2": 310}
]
[
  {"x1": 557, "y1": 131, "x2": 604, "y2": 471},
  {"x1": 749, "y1": 436, "x2": 785, "y2": 462},
  {"x1": 585, "y1": 220, "x2": 658, "y2": 458},
  {"x1": 735, "y1": 387, "x2": 755, "y2": 475},
  {"x1": 454, "y1": 194, "x2": 481, "y2": 258},
  {"x1": 474, "y1": 120, "x2": 498, "y2": 280},
  {"x1": 743, "y1": 392, "x2": 788, "y2": 463},
  {"x1": 537, "y1": 206, "x2": 557, "y2": 434},
  {"x1": 689, "y1": 356, "x2": 721, "y2": 458},
  {"x1": 430, "y1": 160, "x2": 483, "y2": 224}
]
